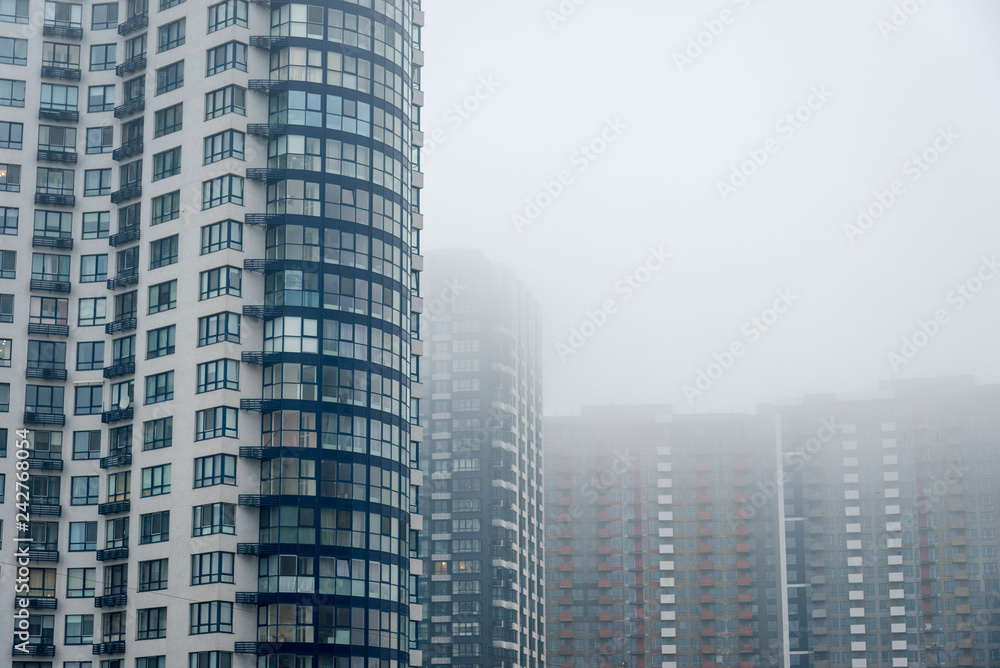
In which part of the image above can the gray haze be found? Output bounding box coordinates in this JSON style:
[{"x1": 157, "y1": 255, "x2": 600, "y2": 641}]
[{"x1": 419, "y1": 0, "x2": 1000, "y2": 415}]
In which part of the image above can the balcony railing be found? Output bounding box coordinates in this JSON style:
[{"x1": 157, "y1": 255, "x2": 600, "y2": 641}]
[
  {"x1": 248, "y1": 79, "x2": 288, "y2": 93},
  {"x1": 238, "y1": 494, "x2": 279, "y2": 507},
  {"x1": 92, "y1": 641, "x2": 126, "y2": 655},
  {"x1": 40, "y1": 65, "x2": 81, "y2": 80},
  {"x1": 101, "y1": 407, "x2": 133, "y2": 424},
  {"x1": 37, "y1": 108, "x2": 79, "y2": 122},
  {"x1": 235, "y1": 592, "x2": 278, "y2": 605},
  {"x1": 246, "y1": 168, "x2": 286, "y2": 183},
  {"x1": 96, "y1": 547, "x2": 129, "y2": 561},
  {"x1": 243, "y1": 305, "x2": 283, "y2": 319},
  {"x1": 115, "y1": 54, "x2": 146, "y2": 77},
  {"x1": 117, "y1": 11, "x2": 148, "y2": 35},
  {"x1": 112, "y1": 139, "x2": 143, "y2": 161},
  {"x1": 246, "y1": 124, "x2": 287, "y2": 138},
  {"x1": 13, "y1": 643, "x2": 56, "y2": 656},
  {"x1": 43, "y1": 23, "x2": 83, "y2": 38},
  {"x1": 27, "y1": 503, "x2": 61, "y2": 516},
  {"x1": 29, "y1": 278, "x2": 71, "y2": 293},
  {"x1": 34, "y1": 192, "x2": 75, "y2": 206},
  {"x1": 241, "y1": 351, "x2": 282, "y2": 365},
  {"x1": 28, "y1": 323, "x2": 69, "y2": 336},
  {"x1": 108, "y1": 227, "x2": 140, "y2": 247},
  {"x1": 240, "y1": 398, "x2": 281, "y2": 412},
  {"x1": 25, "y1": 367, "x2": 68, "y2": 381},
  {"x1": 26, "y1": 457, "x2": 64, "y2": 471},
  {"x1": 235, "y1": 642, "x2": 279, "y2": 655},
  {"x1": 98, "y1": 500, "x2": 130, "y2": 515},
  {"x1": 32, "y1": 235, "x2": 74, "y2": 249},
  {"x1": 243, "y1": 259, "x2": 284, "y2": 273},
  {"x1": 239, "y1": 446, "x2": 281, "y2": 459},
  {"x1": 106, "y1": 272, "x2": 139, "y2": 290},
  {"x1": 244, "y1": 212, "x2": 284, "y2": 227},
  {"x1": 23, "y1": 413, "x2": 66, "y2": 426},
  {"x1": 103, "y1": 358, "x2": 135, "y2": 379},
  {"x1": 37, "y1": 149, "x2": 78, "y2": 163},
  {"x1": 110, "y1": 183, "x2": 141, "y2": 203},
  {"x1": 94, "y1": 593, "x2": 127, "y2": 608},
  {"x1": 236, "y1": 543, "x2": 280, "y2": 556},
  {"x1": 113, "y1": 98, "x2": 144, "y2": 118},
  {"x1": 16, "y1": 597, "x2": 57, "y2": 609},
  {"x1": 105, "y1": 317, "x2": 137, "y2": 335},
  {"x1": 249, "y1": 35, "x2": 288, "y2": 49},
  {"x1": 100, "y1": 451, "x2": 132, "y2": 469},
  {"x1": 27, "y1": 549, "x2": 60, "y2": 562}
]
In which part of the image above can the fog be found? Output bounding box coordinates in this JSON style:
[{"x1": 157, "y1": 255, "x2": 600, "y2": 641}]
[{"x1": 419, "y1": 0, "x2": 1000, "y2": 415}]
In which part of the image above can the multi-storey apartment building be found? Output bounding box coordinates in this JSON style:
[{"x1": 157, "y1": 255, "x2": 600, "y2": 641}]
[
  {"x1": 0, "y1": 1, "x2": 426, "y2": 667},
  {"x1": 417, "y1": 249, "x2": 545, "y2": 668},
  {"x1": 545, "y1": 378, "x2": 1000, "y2": 668}
]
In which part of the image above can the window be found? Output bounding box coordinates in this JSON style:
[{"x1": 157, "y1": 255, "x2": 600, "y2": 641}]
[
  {"x1": 206, "y1": 41, "x2": 246, "y2": 76},
  {"x1": 141, "y1": 464, "x2": 170, "y2": 496},
  {"x1": 202, "y1": 174, "x2": 243, "y2": 209},
  {"x1": 190, "y1": 601, "x2": 232, "y2": 634},
  {"x1": 91, "y1": 2, "x2": 117, "y2": 29},
  {"x1": 32, "y1": 251, "x2": 70, "y2": 281},
  {"x1": 197, "y1": 359, "x2": 239, "y2": 393},
  {"x1": 143, "y1": 416, "x2": 172, "y2": 450},
  {"x1": 191, "y1": 552, "x2": 234, "y2": 584},
  {"x1": 137, "y1": 607, "x2": 167, "y2": 640},
  {"x1": 33, "y1": 210, "x2": 70, "y2": 239},
  {"x1": 205, "y1": 84, "x2": 246, "y2": 120},
  {"x1": 0, "y1": 293, "x2": 11, "y2": 322},
  {"x1": 201, "y1": 219, "x2": 242, "y2": 254},
  {"x1": 25, "y1": 384, "x2": 64, "y2": 415},
  {"x1": 149, "y1": 235, "x2": 177, "y2": 269},
  {"x1": 145, "y1": 370, "x2": 174, "y2": 404},
  {"x1": 155, "y1": 60, "x2": 183, "y2": 95},
  {"x1": 200, "y1": 266, "x2": 241, "y2": 300},
  {"x1": 152, "y1": 146, "x2": 181, "y2": 180},
  {"x1": 78, "y1": 297, "x2": 107, "y2": 326},
  {"x1": 148, "y1": 280, "x2": 176, "y2": 314},
  {"x1": 79, "y1": 255, "x2": 108, "y2": 283},
  {"x1": 124, "y1": 31, "x2": 146, "y2": 59},
  {"x1": 150, "y1": 191, "x2": 180, "y2": 225},
  {"x1": 193, "y1": 454, "x2": 236, "y2": 488},
  {"x1": 89, "y1": 43, "x2": 116, "y2": 71},
  {"x1": 82, "y1": 211, "x2": 110, "y2": 238},
  {"x1": 189, "y1": 652, "x2": 233, "y2": 668},
  {"x1": 69, "y1": 521, "x2": 97, "y2": 551},
  {"x1": 30, "y1": 296, "x2": 69, "y2": 326},
  {"x1": 88, "y1": 84, "x2": 115, "y2": 112},
  {"x1": 198, "y1": 312, "x2": 240, "y2": 346},
  {"x1": 146, "y1": 325, "x2": 175, "y2": 359},
  {"x1": 73, "y1": 430, "x2": 101, "y2": 459},
  {"x1": 0, "y1": 337, "x2": 9, "y2": 366},
  {"x1": 161, "y1": 0, "x2": 183, "y2": 8},
  {"x1": 157, "y1": 18, "x2": 185, "y2": 52},
  {"x1": 140, "y1": 510, "x2": 169, "y2": 544},
  {"x1": 0, "y1": 77, "x2": 25, "y2": 106},
  {"x1": 208, "y1": 0, "x2": 247, "y2": 31},
  {"x1": 40, "y1": 82, "x2": 76, "y2": 111},
  {"x1": 74, "y1": 385, "x2": 102, "y2": 415},
  {"x1": 139, "y1": 559, "x2": 168, "y2": 592},
  {"x1": 0, "y1": 206, "x2": 16, "y2": 234},
  {"x1": 65, "y1": 614, "x2": 94, "y2": 644},
  {"x1": 0, "y1": 121, "x2": 22, "y2": 148},
  {"x1": 45, "y1": 1, "x2": 82, "y2": 28},
  {"x1": 0, "y1": 0, "x2": 28, "y2": 24},
  {"x1": 192, "y1": 502, "x2": 235, "y2": 536},
  {"x1": 0, "y1": 382, "x2": 8, "y2": 411},
  {"x1": 195, "y1": 406, "x2": 237, "y2": 440},
  {"x1": 42, "y1": 41, "x2": 80, "y2": 70},
  {"x1": 138, "y1": 657, "x2": 166, "y2": 668},
  {"x1": 84, "y1": 169, "x2": 112, "y2": 196},
  {"x1": 123, "y1": 74, "x2": 144, "y2": 103},
  {"x1": 154, "y1": 103, "x2": 182, "y2": 137},
  {"x1": 67, "y1": 568, "x2": 96, "y2": 597},
  {"x1": 36, "y1": 167, "x2": 74, "y2": 195},
  {"x1": 76, "y1": 341, "x2": 104, "y2": 371},
  {"x1": 0, "y1": 36, "x2": 25, "y2": 64},
  {"x1": 71, "y1": 476, "x2": 99, "y2": 504},
  {"x1": 107, "y1": 470, "x2": 130, "y2": 502},
  {"x1": 0, "y1": 163, "x2": 20, "y2": 192},
  {"x1": 86, "y1": 127, "x2": 114, "y2": 154},
  {"x1": 204, "y1": 130, "x2": 244, "y2": 164}
]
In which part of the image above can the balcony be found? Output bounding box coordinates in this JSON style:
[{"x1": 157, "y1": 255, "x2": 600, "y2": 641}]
[
  {"x1": 27, "y1": 549, "x2": 60, "y2": 562},
  {"x1": 27, "y1": 457, "x2": 64, "y2": 471},
  {"x1": 37, "y1": 149, "x2": 78, "y2": 164},
  {"x1": 28, "y1": 323, "x2": 70, "y2": 336},
  {"x1": 105, "y1": 317, "x2": 137, "y2": 335},
  {"x1": 115, "y1": 54, "x2": 146, "y2": 77},
  {"x1": 96, "y1": 547, "x2": 129, "y2": 561},
  {"x1": 113, "y1": 98, "x2": 145, "y2": 118},
  {"x1": 103, "y1": 357, "x2": 135, "y2": 379},
  {"x1": 34, "y1": 192, "x2": 75, "y2": 206},
  {"x1": 239, "y1": 446, "x2": 281, "y2": 459},
  {"x1": 249, "y1": 79, "x2": 288, "y2": 93},
  {"x1": 94, "y1": 593, "x2": 127, "y2": 608},
  {"x1": 32, "y1": 235, "x2": 74, "y2": 249},
  {"x1": 244, "y1": 259, "x2": 283, "y2": 273},
  {"x1": 13, "y1": 643, "x2": 56, "y2": 656},
  {"x1": 235, "y1": 642, "x2": 279, "y2": 655},
  {"x1": 108, "y1": 226, "x2": 140, "y2": 247},
  {"x1": 240, "y1": 398, "x2": 281, "y2": 412},
  {"x1": 100, "y1": 450, "x2": 132, "y2": 469},
  {"x1": 37, "y1": 109, "x2": 79, "y2": 122},
  {"x1": 106, "y1": 272, "x2": 138, "y2": 290},
  {"x1": 237, "y1": 543, "x2": 280, "y2": 556},
  {"x1": 246, "y1": 167, "x2": 286, "y2": 183},
  {"x1": 43, "y1": 22, "x2": 82, "y2": 38},
  {"x1": 93, "y1": 641, "x2": 126, "y2": 655},
  {"x1": 235, "y1": 592, "x2": 278, "y2": 605},
  {"x1": 245, "y1": 212, "x2": 285, "y2": 227},
  {"x1": 238, "y1": 494, "x2": 279, "y2": 507},
  {"x1": 112, "y1": 140, "x2": 143, "y2": 161},
  {"x1": 16, "y1": 597, "x2": 57, "y2": 609},
  {"x1": 23, "y1": 412, "x2": 66, "y2": 426},
  {"x1": 249, "y1": 35, "x2": 288, "y2": 49},
  {"x1": 101, "y1": 407, "x2": 133, "y2": 424},
  {"x1": 243, "y1": 305, "x2": 283, "y2": 319},
  {"x1": 110, "y1": 183, "x2": 141, "y2": 203},
  {"x1": 28, "y1": 503, "x2": 61, "y2": 516},
  {"x1": 246, "y1": 124, "x2": 288, "y2": 139},
  {"x1": 40, "y1": 65, "x2": 81, "y2": 80},
  {"x1": 117, "y1": 11, "x2": 148, "y2": 35},
  {"x1": 98, "y1": 499, "x2": 130, "y2": 515},
  {"x1": 25, "y1": 367, "x2": 68, "y2": 381},
  {"x1": 29, "y1": 278, "x2": 71, "y2": 293},
  {"x1": 241, "y1": 351, "x2": 282, "y2": 366}
]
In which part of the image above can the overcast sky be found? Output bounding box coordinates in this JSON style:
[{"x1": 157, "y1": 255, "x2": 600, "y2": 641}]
[{"x1": 419, "y1": 0, "x2": 1000, "y2": 416}]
